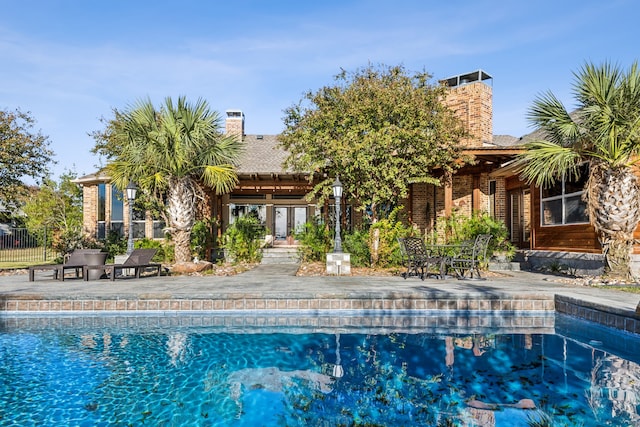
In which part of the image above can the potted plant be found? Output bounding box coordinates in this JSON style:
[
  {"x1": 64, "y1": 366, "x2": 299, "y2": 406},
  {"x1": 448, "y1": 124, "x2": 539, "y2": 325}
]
[{"x1": 491, "y1": 240, "x2": 516, "y2": 262}]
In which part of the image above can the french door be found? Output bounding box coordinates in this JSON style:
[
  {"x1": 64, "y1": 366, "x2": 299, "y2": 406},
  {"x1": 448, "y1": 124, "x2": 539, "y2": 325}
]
[{"x1": 274, "y1": 207, "x2": 307, "y2": 243}]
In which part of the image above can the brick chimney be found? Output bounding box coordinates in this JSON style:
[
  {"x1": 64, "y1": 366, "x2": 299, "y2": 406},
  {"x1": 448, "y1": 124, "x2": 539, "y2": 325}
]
[
  {"x1": 225, "y1": 109, "x2": 244, "y2": 141},
  {"x1": 441, "y1": 70, "x2": 493, "y2": 147}
]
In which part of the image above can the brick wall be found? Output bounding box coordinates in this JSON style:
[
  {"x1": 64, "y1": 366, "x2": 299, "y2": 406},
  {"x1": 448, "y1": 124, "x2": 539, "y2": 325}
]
[
  {"x1": 443, "y1": 81, "x2": 492, "y2": 147},
  {"x1": 82, "y1": 185, "x2": 98, "y2": 237},
  {"x1": 410, "y1": 173, "x2": 507, "y2": 238},
  {"x1": 225, "y1": 110, "x2": 244, "y2": 140}
]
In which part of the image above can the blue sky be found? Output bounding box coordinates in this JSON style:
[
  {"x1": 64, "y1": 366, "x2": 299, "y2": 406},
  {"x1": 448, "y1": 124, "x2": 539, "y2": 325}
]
[{"x1": 1, "y1": 0, "x2": 638, "y2": 179}]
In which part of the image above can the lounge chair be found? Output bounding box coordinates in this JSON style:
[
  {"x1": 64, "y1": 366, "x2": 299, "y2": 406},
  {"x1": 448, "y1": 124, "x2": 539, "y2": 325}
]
[
  {"x1": 28, "y1": 249, "x2": 103, "y2": 281},
  {"x1": 83, "y1": 248, "x2": 162, "y2": 281}
]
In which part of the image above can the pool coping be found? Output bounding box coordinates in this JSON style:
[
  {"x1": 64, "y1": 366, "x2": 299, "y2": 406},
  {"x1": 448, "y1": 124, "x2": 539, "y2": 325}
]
[{"x1": 1, "y1": 269, "x2": 639, "y2": 335}]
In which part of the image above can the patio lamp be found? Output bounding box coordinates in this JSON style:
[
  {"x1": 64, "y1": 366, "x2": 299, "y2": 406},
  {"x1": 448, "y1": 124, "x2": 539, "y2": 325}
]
[
  {"x1": 126, "y1": 181, "x2": 137, "y2": 255},
  {"x1": 332, "y1": 177, "x2": 343, "y2": 253}
]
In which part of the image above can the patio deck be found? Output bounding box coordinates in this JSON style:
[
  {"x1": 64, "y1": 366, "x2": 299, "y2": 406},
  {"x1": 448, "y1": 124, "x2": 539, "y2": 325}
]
[{"x1": 0, "y1": 266, "x2": 639, "y2": 335}]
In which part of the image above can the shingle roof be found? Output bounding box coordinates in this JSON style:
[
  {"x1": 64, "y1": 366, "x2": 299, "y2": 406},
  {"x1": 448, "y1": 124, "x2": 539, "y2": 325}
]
[
  {"x1": 236, "y1": 134, "x2": 291, "y2": 175},
  {"x1": 490, "y1": 134, "x2": 520, "y2": 147}
]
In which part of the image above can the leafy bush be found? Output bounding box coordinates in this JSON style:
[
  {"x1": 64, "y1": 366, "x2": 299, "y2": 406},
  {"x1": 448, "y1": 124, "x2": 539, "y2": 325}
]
[
  {"x1": 222, "y1": 215, "x2": 264, "y2": 263},
  {"x1": 135, "y1": 237, "x2": 173, "y2": 263},
  {"x1": 191, "y1": 219, "x2": 216, "y2": 261},
  {"x1": 436, "y1": 211, "x2": 516, "y2": 260},
  {"x1": 294, "y1": 217, "x2": 332, "y2": 262},
  {"x1": 103, "y1": 230, "x2": 127, "y2": 260},
  {"x1": 369, "y1": 207, "x2": 415, "y2": 267},
  {"x1": 343, "y1": 228, "x2": 371, "y2": 267}
]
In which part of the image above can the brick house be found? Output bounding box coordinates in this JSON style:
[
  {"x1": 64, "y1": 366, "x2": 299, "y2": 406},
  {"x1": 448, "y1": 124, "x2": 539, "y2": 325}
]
[{"x1": 80, "y1": 70, "x2": 588, "y2": 265}]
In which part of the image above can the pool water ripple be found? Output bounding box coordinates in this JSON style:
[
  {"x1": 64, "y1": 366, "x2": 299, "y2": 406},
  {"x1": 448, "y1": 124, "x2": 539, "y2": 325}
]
[{"x1": 1, "y1": 314, "x2": 639, "y2": 426}]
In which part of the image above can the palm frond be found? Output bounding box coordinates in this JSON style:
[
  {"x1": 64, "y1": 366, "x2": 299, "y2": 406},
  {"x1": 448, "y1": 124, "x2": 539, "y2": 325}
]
[
  {"x1": 201, "y1": 165, "x2": 239, "y2": 194},
  {"x1": 516, "y1": 141, "x2": 583, "y2": 188},
  {"x1": 527, "y1": 92, "x2": 580, "y2": 147}
]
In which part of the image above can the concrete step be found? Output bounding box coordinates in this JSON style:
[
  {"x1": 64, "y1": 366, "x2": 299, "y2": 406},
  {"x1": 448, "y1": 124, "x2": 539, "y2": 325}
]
[
  {"x1": 261, "y1": 247, "x2": 300, "y2": 265},
  {"x1": 488, "y1": 261, "x2": 523, "y2": 271}
]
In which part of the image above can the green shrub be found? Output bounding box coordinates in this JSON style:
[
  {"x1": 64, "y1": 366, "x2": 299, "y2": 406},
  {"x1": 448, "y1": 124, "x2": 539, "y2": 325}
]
[
  {"x1": 222, "y1": 216, "x2": 264, "y2": 263},
  {"x1": 103, "y1": 230, "x2": 127, "y2": 260},
  {"x1": 369, "y1": 207, "x2": 415, "y2": 267},
  {"x1": 191, "y1": 219, "x2": 216, "y2": 261},
  {"x1": 436, "y1": 211, "x2": 516, "y2": 260},
  {"x1": 135, "y1": 237, "x2": 173, "y2": 263},
  {"x1": 294, "y1": 217, "x2": 332, "y2": 262},
  {"x1": 343, "y1": 228, "x2": 371, "y2": 267}
]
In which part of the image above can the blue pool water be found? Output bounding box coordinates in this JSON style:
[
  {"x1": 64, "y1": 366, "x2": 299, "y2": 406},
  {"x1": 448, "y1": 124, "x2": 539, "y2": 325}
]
[{"x1": 1, "y1": 313, "x2": 639, "y2": 426}]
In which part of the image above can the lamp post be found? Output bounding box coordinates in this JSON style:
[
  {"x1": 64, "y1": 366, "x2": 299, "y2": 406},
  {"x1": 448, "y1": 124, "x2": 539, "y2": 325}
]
[
  {"x1": 332, "y1": 177, "x2": 343, "y2": 253},
  {"x1": 332, "y1": 333, "x2": 344, "y2": 378},
  {"x1": 125, "y1": 181, "x2": 137, "y2": 255}
]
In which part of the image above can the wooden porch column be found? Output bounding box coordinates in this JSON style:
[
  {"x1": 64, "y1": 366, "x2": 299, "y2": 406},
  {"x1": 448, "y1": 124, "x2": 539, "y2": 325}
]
[
  {"x1": 472, "y1": 175, "x2": 481, "y2": 212},
  {"x1": 444, "y1": 171, "x2": 453, "y2": 216},
  {"x1": 408, "y1": 184, "x2": 413, "y2": 223}
]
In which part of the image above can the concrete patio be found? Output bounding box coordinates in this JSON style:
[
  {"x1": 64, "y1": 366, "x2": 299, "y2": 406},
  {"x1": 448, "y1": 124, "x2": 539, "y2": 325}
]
[{"x1": 1, "y1": 265, "x2": 639, "y2": 335}]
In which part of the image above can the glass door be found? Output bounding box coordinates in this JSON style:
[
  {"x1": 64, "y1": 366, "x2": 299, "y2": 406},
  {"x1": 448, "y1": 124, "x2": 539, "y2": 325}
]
[
  {"x1": 274, "y1": 207, "x2": 288, "y2": 242},
  {"x1": 273, "y1": 207, "x2": 307, "y2": 244}
]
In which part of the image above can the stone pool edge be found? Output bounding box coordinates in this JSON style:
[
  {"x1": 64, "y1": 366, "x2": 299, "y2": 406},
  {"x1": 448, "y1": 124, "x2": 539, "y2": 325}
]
[{"x1": 1, "y1": 292, "x2": 639, "y2": 336}]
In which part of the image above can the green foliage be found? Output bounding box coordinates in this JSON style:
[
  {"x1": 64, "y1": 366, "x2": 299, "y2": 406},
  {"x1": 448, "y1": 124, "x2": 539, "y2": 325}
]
[
  {"x1": 103, "y1": 230, "x2": 127, "y2": 260},
  {"x1": 222, "y1": 215, "x2": 263, "y2": 263},
  {"x1": 191, "y1": 219, "x2": 216, "y2": 261},
  {"x1": 436, "y1": 210, "x2": 516, "y2": 259},
  {"x1": 279, "y1": 63, "x2": 468, "y2": 223},
  {"x1": 518, "y1": 61, "x2": 640, "y2": 187},
  {"x1": 92, "y1": 96, "x2": 244, "y2": 263},
  {"x1": 294, "y1": 217, "x2": 332, "y2": 262},
  {"x1": 516, "y1": 61, "x2": 640, "y2": 280},
  {"x1": 22, "y1": 171, "x2": 84, "y2": 254},
  {"x1": 343, "y1": 228, "x2": 371, "y2": 267},
  {"x1": 135, "y1": 237, "x2": 173, "y2": 263},
  {"x1": 369, "y1": 207, "x2": 415, "y2": 267},
  {"x1": 0, "y1": 108, "x2": 54, "y2": 211}
]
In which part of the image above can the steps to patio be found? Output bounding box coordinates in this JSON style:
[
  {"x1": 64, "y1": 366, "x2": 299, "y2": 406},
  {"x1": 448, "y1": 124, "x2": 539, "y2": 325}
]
[
  {"x1": 488, "y1": 252, "x2": 527, "y2": 272},
  {"x1": 261, "y1": 246, "x2": 300, "y2": 265}
]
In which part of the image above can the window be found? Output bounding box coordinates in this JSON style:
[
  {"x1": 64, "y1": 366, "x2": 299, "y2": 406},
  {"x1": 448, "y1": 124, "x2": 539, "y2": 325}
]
[
  {"x1": 540, "y1": 164, "x2": 589, "y2": 226},
  {"x1": 229, "y1": 204, "x2": 267, "y2": 225},
  {"x1": 132, "y1": 205, "x2": 146, "y2": 238},
  {"x1": 97, "y1": 184, "x2": 106, "y2": 239},
  {"x1": 110, "y1": 185, "x2": 124, "y2": 236}
]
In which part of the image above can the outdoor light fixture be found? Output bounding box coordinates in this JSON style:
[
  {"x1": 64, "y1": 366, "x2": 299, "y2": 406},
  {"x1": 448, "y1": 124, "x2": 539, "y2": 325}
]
[
  {"x1": 332, "y1": 176, "x2": 343, "y2": 253},
  {"x1": 126, "y1": 181, "x2": 137, "y2": 255}
]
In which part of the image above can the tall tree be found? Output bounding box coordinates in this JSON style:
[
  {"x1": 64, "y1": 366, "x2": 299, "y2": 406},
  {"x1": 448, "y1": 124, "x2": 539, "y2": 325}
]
[
  {"x1": 0, "y1": 108, "x2": 54, "y2": 211},
  {"x1": 94, "y1": 97, "x2": 243, "y2": 263},
  {"x1": 517, "y1": 62, "x2": 640, "y2": 280},
  {"x1": 22, "y1": 171, "x2": 84, "y2": 253},
  {"x1": 279, "y1": 64, "x2": 468, "y2": 224}
]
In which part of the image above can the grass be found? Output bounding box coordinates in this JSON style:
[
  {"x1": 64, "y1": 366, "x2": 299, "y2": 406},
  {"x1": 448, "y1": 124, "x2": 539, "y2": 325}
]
[{"x1": 0, "y1": 246, "x2": 59, "y2": 270}]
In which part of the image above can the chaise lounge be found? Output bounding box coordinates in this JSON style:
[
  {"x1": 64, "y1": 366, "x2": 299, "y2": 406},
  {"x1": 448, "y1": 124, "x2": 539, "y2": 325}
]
[
  {"x1": 28, "y1": 249, "x2": 104, "y2": 281},
  {"x1": 82, "y1": 248, "x2": 162, "y2": 281}
]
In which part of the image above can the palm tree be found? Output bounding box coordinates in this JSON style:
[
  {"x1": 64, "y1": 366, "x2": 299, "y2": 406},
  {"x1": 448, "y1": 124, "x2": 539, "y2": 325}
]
[
  {"x1": 108, "y1": 96, "x2": 243, "y2": 263},
  {"x1": 517, "y1": 62, "x2": 640, "y2": 279}
]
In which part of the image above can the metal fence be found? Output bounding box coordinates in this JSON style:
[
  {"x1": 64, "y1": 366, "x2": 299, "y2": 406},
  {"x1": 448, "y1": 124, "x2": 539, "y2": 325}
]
[{"x1": 0, "y1": 227, "x2": 58, "y2": 265}]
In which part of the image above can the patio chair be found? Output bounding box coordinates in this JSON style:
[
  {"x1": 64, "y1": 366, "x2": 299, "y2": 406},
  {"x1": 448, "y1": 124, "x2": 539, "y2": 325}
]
[
  {"x1": 28, "y1": 249, "x2": 103, "y2": 281},
  {"x1": 398, "y1": 237, "x2": 444, "y2": 280},
  {"x1": 83, "y1": 248, "x2": 162, "y2": 281},
  {"x1": 448, "y1": 234, "x2": 492, "y2": 280}
]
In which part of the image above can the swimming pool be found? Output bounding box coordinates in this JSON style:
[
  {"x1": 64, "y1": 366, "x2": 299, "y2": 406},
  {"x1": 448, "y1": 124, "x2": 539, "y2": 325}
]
[{"x1": 1, "y1": 313, "x2": 639, "y2": 426}]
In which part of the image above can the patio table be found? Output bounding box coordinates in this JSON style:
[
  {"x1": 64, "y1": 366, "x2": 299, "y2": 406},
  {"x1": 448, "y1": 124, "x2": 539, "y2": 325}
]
[{"x1": 426, "y1": 244, "x2": 467, "y2": 279}]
